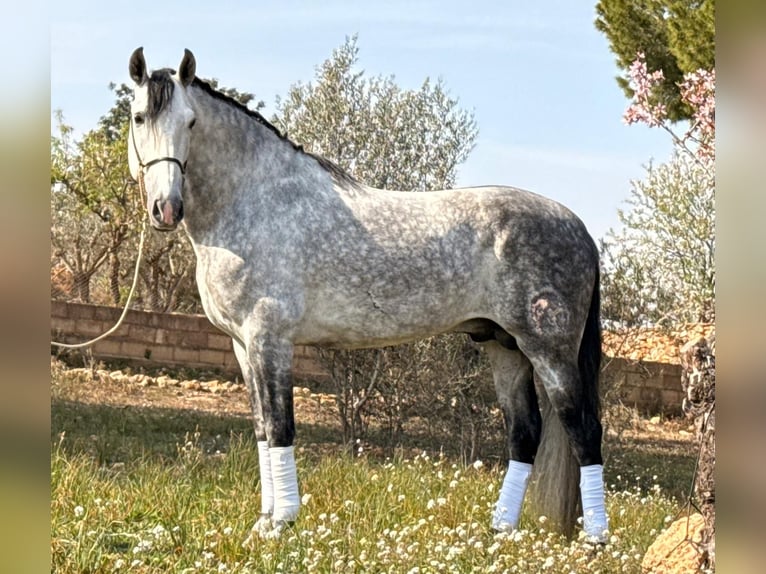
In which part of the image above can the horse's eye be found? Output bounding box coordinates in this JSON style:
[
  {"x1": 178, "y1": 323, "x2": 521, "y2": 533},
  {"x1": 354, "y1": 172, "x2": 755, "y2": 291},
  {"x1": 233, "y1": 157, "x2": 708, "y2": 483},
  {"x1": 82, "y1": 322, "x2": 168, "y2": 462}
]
[
  {"x1": 133, "y1": 113, "x2": 145, "y2": 125},
  {"x1": 189, "y1": 118, "x2": 197, "y2": 129}
]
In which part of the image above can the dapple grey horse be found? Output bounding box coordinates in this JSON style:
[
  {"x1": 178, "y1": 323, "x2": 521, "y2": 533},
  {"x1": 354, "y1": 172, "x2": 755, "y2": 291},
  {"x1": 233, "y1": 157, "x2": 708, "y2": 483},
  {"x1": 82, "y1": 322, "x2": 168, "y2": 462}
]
[{"x1": 126, "y1": 48, "x2": 608, "y2": 542}]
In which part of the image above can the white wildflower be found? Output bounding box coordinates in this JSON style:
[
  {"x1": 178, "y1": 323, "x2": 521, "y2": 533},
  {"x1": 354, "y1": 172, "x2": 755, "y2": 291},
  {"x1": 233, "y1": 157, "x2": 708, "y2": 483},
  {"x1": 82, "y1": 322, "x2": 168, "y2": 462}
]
[{"x1": 132, "y1": 539, "x2": 152, "y2": 554}]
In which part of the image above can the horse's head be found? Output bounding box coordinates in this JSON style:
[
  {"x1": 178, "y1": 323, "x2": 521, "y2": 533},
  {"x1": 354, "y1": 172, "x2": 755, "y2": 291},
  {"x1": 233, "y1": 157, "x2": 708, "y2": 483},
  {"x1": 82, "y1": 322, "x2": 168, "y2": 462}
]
[{"x1": 128, "y1": 47, "x2": 197, "y2": 231}]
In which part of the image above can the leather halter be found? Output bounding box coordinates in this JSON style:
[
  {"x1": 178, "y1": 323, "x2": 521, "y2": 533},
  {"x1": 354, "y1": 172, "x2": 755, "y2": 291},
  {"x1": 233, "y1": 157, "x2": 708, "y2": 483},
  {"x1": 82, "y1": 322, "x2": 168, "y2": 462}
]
[{"x1": 130, "y1": 120, "x2": 187, "y2": 196}]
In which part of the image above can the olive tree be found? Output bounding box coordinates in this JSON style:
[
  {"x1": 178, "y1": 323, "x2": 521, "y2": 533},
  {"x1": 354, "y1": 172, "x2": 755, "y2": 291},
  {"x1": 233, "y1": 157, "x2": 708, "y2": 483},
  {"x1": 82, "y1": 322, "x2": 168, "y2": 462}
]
[
  {"x1": 275, "y1": 35, "x2": 477, "y2": 191},
  {"x1": 600, "y1": 152, "x2": 715, "y2": 327}
]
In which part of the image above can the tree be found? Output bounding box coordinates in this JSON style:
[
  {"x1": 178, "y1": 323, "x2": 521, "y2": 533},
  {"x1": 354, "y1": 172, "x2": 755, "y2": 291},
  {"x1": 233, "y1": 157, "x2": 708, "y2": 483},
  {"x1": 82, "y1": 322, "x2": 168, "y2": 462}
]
[
  {"x1": 51, "y1": 111, "x2": 138, "y2": 304},
  {"x1": 595, "y1": 0, "x2": 715, "y2": 122},
  {"x1": 600, "y1": 152, "x2": 715, "y2": 326},
  {"x1": 275, "y1": 35, "x2": 478, "y2": 191}
]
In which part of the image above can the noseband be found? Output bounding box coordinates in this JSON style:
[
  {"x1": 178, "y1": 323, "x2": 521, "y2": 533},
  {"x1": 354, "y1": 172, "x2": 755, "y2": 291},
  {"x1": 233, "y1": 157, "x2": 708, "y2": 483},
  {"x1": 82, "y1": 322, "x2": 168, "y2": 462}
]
[{"x1": 130, "y1": 121, "x2": 187, "y2": 196}]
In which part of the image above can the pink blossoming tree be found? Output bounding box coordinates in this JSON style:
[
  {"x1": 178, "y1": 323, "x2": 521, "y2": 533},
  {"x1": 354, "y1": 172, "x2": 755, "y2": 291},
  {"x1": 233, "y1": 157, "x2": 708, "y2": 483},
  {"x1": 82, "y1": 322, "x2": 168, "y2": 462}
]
[{"x1": 623, "y1": 52, "x2": 715, "y2": 167}]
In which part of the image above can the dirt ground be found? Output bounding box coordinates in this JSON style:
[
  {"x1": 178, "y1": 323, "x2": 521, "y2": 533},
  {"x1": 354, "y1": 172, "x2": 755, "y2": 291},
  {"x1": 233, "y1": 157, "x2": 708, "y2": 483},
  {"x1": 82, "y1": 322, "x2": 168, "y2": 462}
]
[
  {"x1": 51, "y1": 357, "x2": 695, "y2": 450},
  {"x1": 51, "y1": 359, "x2": 339, "y2": 427}
]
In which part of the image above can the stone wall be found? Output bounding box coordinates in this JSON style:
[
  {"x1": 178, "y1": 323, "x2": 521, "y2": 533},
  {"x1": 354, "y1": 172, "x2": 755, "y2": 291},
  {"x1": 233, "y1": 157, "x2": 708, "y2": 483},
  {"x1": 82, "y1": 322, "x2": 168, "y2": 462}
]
[
  {"x1": 50, "y1": 301, "x2": 325, "y2": 379},
  {"x1": 602, "y1": 356, "x2": 684, "y2": 416},
  {"x1": 51, "y1": 301, "x2": 684, "y2": 414}
]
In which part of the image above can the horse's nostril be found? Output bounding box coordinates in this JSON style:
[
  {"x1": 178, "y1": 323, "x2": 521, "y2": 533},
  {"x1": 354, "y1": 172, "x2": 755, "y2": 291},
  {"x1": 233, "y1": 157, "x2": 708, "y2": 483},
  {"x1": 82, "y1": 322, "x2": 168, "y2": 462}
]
[
  {"x1": 152, "y1": 200, "x2": 162, "y2": 222},
  {"x1": 177, "y1": 202, "x2": 184, "y2": 221}
]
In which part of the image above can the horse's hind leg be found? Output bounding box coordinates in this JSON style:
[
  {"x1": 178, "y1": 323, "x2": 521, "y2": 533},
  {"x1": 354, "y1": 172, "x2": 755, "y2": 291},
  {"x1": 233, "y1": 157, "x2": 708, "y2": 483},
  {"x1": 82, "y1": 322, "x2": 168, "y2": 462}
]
[
  {"x1": 232, "y1": 341, "x2": 274, "y2": 536},
  {"x1": 527, "y1": 351, "x2": 607, "y2": 541},
  {"x1": 485, "y1": 342, "x2": 540, "y2": 532}
]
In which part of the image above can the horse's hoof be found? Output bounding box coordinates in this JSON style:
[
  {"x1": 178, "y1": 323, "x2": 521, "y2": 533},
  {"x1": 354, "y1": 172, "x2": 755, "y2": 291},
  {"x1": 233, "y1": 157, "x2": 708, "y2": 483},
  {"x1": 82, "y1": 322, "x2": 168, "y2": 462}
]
[
  {"x1": 243, "y1": 515, "x2": 296, "y2": 542},
  {"x1": 242, "y1": 513, "x2": 275, "y2": 546},
  {"x1": 490, "y1": 521, "x2": 515, "y2": 535},
  {"x1": 260, "y1": 519, "x2": 295, "y2": 540},
  {"x1": 583, "y1": 535, "x2": 608, "y2": 547},
  {"x1": 273, "y1": 519, "x2": 295, "y2": 530},
  {"x1": 577, "y1": 537, "x2": 607, "y2": 559}
]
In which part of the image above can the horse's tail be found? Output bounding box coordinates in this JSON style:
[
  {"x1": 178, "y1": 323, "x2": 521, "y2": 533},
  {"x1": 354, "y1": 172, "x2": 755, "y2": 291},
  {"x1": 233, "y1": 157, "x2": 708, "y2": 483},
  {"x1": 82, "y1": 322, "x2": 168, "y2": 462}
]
[{"x1": 531, "y1": 267, "x2": 601, "y2": 537}]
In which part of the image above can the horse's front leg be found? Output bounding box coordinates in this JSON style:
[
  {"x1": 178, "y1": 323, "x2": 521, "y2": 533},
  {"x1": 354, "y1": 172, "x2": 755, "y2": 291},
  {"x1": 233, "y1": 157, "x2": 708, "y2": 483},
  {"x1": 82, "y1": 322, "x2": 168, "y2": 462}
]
[
  {"x1": 248, "y1": 330, "x2": 300, "y2": 537},
  {"x1": 232, "y1": 341, "x2": 275, "y2": 537}
]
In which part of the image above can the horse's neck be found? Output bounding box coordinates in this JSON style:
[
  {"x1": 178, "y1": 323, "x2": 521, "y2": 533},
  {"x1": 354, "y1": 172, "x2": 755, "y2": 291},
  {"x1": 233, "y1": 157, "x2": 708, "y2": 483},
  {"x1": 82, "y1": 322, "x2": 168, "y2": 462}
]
[{"x1": 182, "y1": 90, "x2": 308, "y2": 238}]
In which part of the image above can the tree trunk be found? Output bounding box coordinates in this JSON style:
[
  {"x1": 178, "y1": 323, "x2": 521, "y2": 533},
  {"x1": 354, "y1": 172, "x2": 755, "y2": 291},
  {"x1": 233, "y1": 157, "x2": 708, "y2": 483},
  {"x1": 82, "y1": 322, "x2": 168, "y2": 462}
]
[
  {"x1": 73, "y1": 271, "x2": 91, "y2": 303},
  {"x1": 680, "y1": 331, "x2": 715, "y2": 570},
  {"x1": 109, "y1": 252, "x2": 121, "y2": 305}
]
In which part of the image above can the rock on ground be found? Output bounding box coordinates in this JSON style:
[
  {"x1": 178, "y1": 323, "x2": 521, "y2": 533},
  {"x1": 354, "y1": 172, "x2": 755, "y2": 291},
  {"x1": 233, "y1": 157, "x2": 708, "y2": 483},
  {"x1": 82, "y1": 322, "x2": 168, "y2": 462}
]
[{"x1": 642, "y1": 513, "x2": 706, "y2": 574}]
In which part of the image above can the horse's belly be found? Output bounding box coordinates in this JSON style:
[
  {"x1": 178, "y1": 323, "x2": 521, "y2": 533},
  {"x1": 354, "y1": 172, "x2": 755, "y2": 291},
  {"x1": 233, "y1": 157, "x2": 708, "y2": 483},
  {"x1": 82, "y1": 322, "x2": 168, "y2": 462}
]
[{"x1": 293, "y1": 288, "x2": 477, "y2": 348}]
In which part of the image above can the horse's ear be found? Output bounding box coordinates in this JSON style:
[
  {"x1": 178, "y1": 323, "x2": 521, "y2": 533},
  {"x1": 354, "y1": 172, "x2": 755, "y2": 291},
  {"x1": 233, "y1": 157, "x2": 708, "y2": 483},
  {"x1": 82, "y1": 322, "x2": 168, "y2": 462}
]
[
  {"x1": 179, "y1": 49, "x2": 196, "y2": 87},
  {"x1": 129, "y1": 47, "x2": 148, "y2": 85}
]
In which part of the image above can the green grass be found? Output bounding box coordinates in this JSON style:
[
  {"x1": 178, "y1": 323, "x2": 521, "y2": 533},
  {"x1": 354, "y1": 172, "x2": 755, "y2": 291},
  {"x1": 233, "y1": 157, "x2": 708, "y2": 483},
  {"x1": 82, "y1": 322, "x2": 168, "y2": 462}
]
[{"x1": 51, "y1": 364, "x2": 691, "y2": 573}]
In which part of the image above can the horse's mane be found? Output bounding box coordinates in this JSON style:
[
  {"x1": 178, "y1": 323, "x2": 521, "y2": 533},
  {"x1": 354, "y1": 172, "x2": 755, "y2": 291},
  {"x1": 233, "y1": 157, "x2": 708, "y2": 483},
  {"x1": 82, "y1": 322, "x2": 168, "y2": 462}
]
[
  {"x1": 145, "y1": 69, "x2": 176, "y2": 121},
  {"x1": 144, "y1": 68, "x2": 358, "y2": 186}
]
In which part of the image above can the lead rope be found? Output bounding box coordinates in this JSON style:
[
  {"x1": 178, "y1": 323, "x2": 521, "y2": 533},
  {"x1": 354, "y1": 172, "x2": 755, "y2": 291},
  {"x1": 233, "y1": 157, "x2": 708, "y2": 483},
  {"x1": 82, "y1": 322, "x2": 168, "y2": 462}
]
[{"x1": 51, "y1": 170, "x2": 149, "y2": 349}]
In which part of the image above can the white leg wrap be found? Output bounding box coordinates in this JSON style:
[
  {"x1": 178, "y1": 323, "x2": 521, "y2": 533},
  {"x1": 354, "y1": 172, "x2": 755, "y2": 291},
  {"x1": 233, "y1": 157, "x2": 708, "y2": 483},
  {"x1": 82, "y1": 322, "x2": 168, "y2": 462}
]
[
  {"x1": 580, "y1": 464, "x2": 608, "y2": 542},
  {"x1": 257, "y1": 441, "x2": 274, "y2": 515},
  {"x1": 269, "y1": 446, "x2": 301, "y2": 523},
  {"x1": 492, "y1": 460, "x2": 532, "y2": 531}
]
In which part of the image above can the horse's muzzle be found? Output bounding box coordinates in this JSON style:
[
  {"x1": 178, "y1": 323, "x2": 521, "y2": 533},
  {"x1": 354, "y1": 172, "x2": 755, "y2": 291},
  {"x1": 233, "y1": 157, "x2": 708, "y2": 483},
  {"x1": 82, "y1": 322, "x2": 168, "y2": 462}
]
[{"x1": 151, "y1": 198, "x2": 184, "y2": 230}]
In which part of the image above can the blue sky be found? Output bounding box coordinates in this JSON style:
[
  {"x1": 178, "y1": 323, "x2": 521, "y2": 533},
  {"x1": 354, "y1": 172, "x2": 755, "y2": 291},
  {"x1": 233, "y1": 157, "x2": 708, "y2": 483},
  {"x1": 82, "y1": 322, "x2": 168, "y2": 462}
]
[{"x1": 50, "y1": 0, "x2": 673, "y2": 241}]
